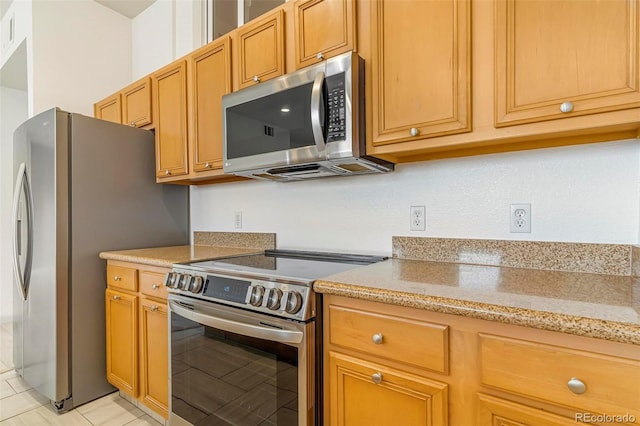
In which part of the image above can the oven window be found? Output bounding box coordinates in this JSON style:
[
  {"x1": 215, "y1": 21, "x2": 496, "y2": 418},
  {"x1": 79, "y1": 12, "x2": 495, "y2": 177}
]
[{"x1": 171, "y1": 312, "x2": 298, "y2": 425}]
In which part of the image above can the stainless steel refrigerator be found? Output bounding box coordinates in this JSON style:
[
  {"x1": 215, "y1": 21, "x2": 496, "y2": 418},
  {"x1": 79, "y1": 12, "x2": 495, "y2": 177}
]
[{"x1": 11, "y1": 107, "x2": 189, "y2": 412}]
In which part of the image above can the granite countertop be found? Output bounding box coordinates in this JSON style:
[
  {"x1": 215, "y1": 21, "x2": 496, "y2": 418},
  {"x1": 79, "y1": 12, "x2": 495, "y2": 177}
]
[
  {"x1": 99, "y1": 245, "x2": 262, "y2": 268},
  {"x1": 314, "y1": 258, "x2": 640, "y2": 345}
]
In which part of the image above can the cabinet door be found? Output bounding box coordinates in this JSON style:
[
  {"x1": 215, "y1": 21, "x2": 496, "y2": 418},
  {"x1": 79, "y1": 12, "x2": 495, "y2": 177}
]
[
  {"x1": 94, "y1": 93, "x2": 121, "y2": 124},
  {"x1": 105, "y1": 289, "x2": 137, "y2": 397},
  {"x1": 188, "y1": 36, "x2": 232, "y2": 174},
  {"x1": 329, "y1": 351, "x2": 448, "y2": 426},
  {"x1": 495, "y1": 0, "x2": 640, "y2": 126},
  {"x1": 153, "y1": 60, "x2": 189, "y2": 180},
  {"x1": 478, "y1": 394, "x2": 578, "y2": 426},
  {"x1": 139, "y1": 299, "x2": 168, "y2": 418},
  {"x1": 236, "y1": 9, "x2": 285, "y2": 89},
  {"x1": 294, "y1": 0, "x2": 356, "y2": 69},
  {"x1": 122, "y1": 76, "x2": 152, "y2": 128},
  {"x1": 370, "y1": 0, "x2": 471, "y2": 147}
]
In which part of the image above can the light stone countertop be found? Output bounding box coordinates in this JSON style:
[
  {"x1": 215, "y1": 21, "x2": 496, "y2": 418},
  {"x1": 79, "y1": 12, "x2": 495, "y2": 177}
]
[
  {"x1": 314, "y1": 258, "x2": 640, "y2": 345},
  {"x1": 99, "y1": 245, "x2": 262, "y2": 268}
]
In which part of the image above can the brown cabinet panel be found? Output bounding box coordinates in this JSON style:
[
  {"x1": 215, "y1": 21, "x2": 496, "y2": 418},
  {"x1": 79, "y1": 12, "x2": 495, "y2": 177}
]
[
  {"x1": 478, "y1": 394, "x2": 578, "y2": 426},
  {"x1": 105, "y1": 289, "x2": 138, "y2": 397},
  {"x1": 329, "y1": 351, "x2": 448, "y2": 426},
  {"x1": 236, "y1": 9, "x2": 285, "y2": 89},
  {"x1": 139, "y1": 299, "x2": 168, "y2": 418},
  {"x1": 188, "y1": 36, "x2": 232, "y2": 174},
  {"x1": 139, "y1": 270, "x2": 168, "y2": 300},
  {"x1": 369, "y1": 0, "x2": 471, "y2": 147},
  {"x1": 122, "y1": 76, "x2": 152, "y2": 128},
  {"x1": 94, "y1": 93, "x2": 121, "y2": 124},
  {"x1": 495, "y1": 0, "x2": 640, "y2": 127},
  {"x1": 294, "y1": 0, "x2": 356, "y2": 69},
  {"x1": 153, "y1": 60, "x2": 189, "y2": 180},
  {"x1": 106, "y1": 264, "x2": 137, "y2": 292}
]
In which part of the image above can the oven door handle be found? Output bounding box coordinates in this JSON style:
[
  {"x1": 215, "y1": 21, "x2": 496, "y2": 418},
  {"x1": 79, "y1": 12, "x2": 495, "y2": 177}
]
[{"x1": 169, "y1": 299, "x2": 304, "y2": 344}]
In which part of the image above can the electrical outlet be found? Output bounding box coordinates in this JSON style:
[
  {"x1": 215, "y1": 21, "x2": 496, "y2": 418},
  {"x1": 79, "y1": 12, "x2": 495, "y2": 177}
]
[
  {"x1": 410, "y1": 206, "x2": 426, "y2": 231},
  {"x1": 509, "y1": 204, "x2": 531, "y2": 233},
  {"x1": 234, "y1": 211, "x2": 242, "y2": 229}
]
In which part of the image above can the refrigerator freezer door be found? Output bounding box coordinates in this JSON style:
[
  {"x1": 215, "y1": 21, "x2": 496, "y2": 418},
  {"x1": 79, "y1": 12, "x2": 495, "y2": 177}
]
[{"x1": 12, "y1": 108, "x2": 70, "y2": 404}]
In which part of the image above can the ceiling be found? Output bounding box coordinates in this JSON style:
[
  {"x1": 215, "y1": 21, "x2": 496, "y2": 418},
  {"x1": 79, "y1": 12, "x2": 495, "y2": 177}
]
[{"x1": 94, "y1": 0, "x2": 156, "y2": 19}]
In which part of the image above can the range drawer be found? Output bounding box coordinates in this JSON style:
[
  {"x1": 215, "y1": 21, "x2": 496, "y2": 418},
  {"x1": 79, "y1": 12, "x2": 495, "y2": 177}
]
[
  {"x1": 107, "y1": 265, "x2": 138, "y2": 292},
  {"x1": 479, "y1": 334, "x2": 640, "y2": 420},
  {"x1": 328, "y1": 304, "x2": 448, "y2": 374},
  {"x1": 139, "y1": 270, "x2": 168, "y2": 300}
]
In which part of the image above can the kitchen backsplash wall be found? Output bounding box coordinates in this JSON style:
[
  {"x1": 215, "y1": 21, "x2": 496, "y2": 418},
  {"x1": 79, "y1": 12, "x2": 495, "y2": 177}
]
[
  {"x1": 193, "y1": 231, "x2": 276, "y2": 250},
  {"x1": 191, "y1": 139, "x2": 640, "y2": 255}
]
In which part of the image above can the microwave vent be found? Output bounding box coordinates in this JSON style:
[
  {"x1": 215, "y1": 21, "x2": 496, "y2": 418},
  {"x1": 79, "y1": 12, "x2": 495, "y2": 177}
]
[
  {"x1": 263, "y1": 125, "x2": 275, "y2": 137},
  {"x1": 334, "y1": 163, "x2": 371, "y2": 173},
  {"x1": 254, "y1": 173, "x2": 284, "y2": 181}
]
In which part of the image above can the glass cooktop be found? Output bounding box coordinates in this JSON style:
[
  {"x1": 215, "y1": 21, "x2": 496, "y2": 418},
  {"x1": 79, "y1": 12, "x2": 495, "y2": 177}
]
[{"x1": 181, "y1": 250, "x2": 388, "y2": 283}]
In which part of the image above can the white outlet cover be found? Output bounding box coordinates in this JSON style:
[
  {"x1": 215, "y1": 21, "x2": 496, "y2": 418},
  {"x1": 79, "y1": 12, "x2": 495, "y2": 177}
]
[
  {"x1": 410, "y1": 206, "x2": 426, "y2": 231},
  {"x1": 509, "y1": 204, "x2": 531, "y2": 233}
]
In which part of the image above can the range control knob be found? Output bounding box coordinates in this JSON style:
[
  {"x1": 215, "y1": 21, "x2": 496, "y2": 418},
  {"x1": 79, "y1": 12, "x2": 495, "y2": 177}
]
[
  {"x1": 284, "y1": 291, "x2": 303, "y2": 314},
  {"x1": 189, "y1": 276, "x2": 204, "y2": 293},
  {"x1": 266, "y1": 288, "x2": 283, "y2": 310},
  {"x1": 249, "y1": 285, "x2": 265, "y2": 306},
  {"x1": 164, "y1": 272, "x2": 178, "y2": 288},
  {"x1": 178, "y1": 274, "x2": 192, "y2": 290}
]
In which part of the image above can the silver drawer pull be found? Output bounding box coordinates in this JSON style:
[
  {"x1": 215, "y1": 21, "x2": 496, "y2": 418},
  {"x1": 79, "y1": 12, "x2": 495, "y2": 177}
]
[
  {"x1": 164, "y1": 170, "x2": 171, "y2": 176},
  {"x1": 113, "y1": 276, "x2": 121, "y2": 281},
  {"x1": 317, "y1": 52, "x2": 324, "y2": 60},
  {"x1": 560, "y1": 101, "x2": 574, "y2": 113},
  {"x1": 410, "y1": 127, "x2": 419, "y2": 137},
  {"x1": 372, "y1": 333, "x2": 383, "y2": 345},
  {"x1": 567, "y1": 377, "x2": 586, "y2": 394},
  {"x1": 112, "y1": 295, "x2": 120, "y2": 301},
  {"x1": 253, "y1": 75, "x2": 260, "y2": 83},
  {"x1": 150, "y1": 305, "x2": 159, "y2": 312},
  {"x1": 371, "y1": 372, "x2": 383, "y2": 385},
  {"x1": 151, "y1": 284, "x2": 159, "y2": 289}
]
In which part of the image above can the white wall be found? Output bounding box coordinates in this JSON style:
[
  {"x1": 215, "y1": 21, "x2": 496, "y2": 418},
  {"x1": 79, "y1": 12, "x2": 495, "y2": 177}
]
[
  {"x1": 132, "y1": 0, "x2": 201, "y2": 80},
  {"x1": 0, "y1": 86, "x2": 28, "y2": 323},
  {"x1": 31, "y1": 0, "x2": 132, "y2": 116},
  {"x1": 191, "y1": 139, "x2": 640, "y2": 255}
]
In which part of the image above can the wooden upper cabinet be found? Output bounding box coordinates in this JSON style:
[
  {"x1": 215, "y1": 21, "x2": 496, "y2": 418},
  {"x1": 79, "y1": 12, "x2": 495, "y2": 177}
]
[
  {"x1": 152, "y1": 60, "x2": 189, "y2": 181},
  {"x1": 495, "y1": 0, "x2": 640, "y2": 127},
  {"x1": 369, "y1": 0, "x2": 471, "y2": 147},
  {"x1": 294, "y1": 0, "x2": 356, "y2": 69},
  {"x1": 94, "y1": 93, "x2": 121, "y2": 124},
  {"x1": 188, "y1": 36, "x2": 232, "y2": 174},
  {"x1": 122, "y1": 77, "x2": 152, "y2": 128},
  {"x1": 236, "y1": 9, "x2": 285, "y2": 89}
]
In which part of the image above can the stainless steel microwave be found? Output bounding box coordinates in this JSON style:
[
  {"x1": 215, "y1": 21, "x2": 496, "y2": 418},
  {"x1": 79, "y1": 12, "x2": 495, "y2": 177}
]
[{"x1": 222, "y1": 52, "x2": 394, "y2": 181}]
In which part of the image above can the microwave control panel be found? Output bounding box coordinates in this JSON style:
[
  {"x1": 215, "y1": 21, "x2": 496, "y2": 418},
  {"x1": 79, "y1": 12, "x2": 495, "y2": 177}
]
[{"x1": 326, "y1": 74, "x2": 346, "y2": 142}]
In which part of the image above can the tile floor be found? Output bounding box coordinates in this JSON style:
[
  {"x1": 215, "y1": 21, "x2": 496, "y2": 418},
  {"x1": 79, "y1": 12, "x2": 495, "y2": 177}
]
[{"x1": 0, "y1": 322, "x2": 162, "y2": 425}]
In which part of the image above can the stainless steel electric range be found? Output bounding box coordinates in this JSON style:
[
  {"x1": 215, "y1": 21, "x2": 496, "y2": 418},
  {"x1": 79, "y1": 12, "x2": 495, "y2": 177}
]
[{"x1": 164, "y1": 250, "x2": 387, "y2": 426}]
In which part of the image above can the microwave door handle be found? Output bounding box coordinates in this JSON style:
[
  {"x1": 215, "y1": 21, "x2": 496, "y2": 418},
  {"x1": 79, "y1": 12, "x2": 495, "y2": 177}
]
[{"x1": 310, "y1": 71, "x2": 326, "y2": 152}]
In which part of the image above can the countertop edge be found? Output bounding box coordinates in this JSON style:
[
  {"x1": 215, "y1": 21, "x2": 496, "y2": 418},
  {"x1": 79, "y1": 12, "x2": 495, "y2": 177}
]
[
  {"x1": 99, "y1": 252, "x2": 174, "y2": 268},
  {"x1": 314, "y1": 280, "x2": 640, "y2": 346}
]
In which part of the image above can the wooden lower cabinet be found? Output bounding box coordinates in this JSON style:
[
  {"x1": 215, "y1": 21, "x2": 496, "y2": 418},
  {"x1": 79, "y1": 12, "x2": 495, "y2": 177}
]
[
  {"x1": 105, "y1": 260, "x2": 170, "y2": 419},
  {"x1": 105, "y1": 289, "x2": 137, "y2": 396},
  {"x1": 329, "y1": 351, "x2": 448, "y2": 426},
  {"x1": 139, "y1": 299, "x2": 168, "y2": 418},
  {"x1": 323, "y1": 295, "x2": 640, "y2": 425}
]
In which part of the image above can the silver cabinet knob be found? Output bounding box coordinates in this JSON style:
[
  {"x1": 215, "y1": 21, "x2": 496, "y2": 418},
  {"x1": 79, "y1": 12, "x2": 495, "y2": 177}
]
[
  {"x1": 205, "y1": 162, "x2": 211, "y2": 168},
  {"x1": 113, "y1": 276, "x2": 121, "y2": 281},
  {"x1": 371, "y1": 372, "x2": 383, "y2": 385},
  {"x1": 151, "y1": 284, "x2": 159, "y2": 289},
  {"x1": 112, "y1": 295, "x2": 120, "y2": 300},
  {"x1": 253, "y1": 75, "x2": 260, "y2": 83},
  {"x1": 129, "y1": 122, "x2": 136, "y2": 127},
  {"x1": 560, "y1": 101, "x2": 574, "y2": 113},
  {"x1": 567, "y1": 377, "x2": 586, "y2": 394},
  {"x1": 317, "y1": 52, "x2": 324, "y2": 60},
  {"x1": 150, "y1": 305, "x2": 158, "y2": 312},
  {"x1": 164, "y1": 170, "x2": 171, "y2": 176},
  {"x1": 410, "y1": 127, "x2": 419, "y2": 137},
  {"x1": 372, "y1": 333, "x2": 383, "y2": 344}
]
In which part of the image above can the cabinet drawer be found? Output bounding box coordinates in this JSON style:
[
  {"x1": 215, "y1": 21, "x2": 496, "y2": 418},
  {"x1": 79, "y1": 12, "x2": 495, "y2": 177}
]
[
  {"x1": 107, "y1": 265, "x2": 137, "y2": 292},
  {"x1": 139, "y1": 271, "x2": 168, "y2": 300},
  {"x1": 479, "y1": 334, "x2": 640, "y2": 419},
  {"x1": 328, "y1": 305, "x2": 448, "y2": 374}
]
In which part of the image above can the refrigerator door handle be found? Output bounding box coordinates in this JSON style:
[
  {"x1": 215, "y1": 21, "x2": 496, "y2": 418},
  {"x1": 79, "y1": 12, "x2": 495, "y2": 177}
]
[{"x1": 12, "y1": 162, "x2": 33, "y2": 301}]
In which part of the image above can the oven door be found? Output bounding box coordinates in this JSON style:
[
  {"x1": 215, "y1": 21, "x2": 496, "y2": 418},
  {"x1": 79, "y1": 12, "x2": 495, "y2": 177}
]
[{"x1": 168, "y1": 294, "x2": 315, "y2": 426}]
